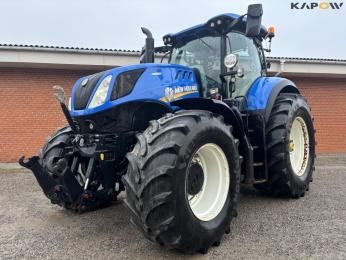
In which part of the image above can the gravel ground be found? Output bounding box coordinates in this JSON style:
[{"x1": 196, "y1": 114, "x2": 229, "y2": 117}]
[{"x1": 0, "y1": 154, "x2": 345, "y2": 259}]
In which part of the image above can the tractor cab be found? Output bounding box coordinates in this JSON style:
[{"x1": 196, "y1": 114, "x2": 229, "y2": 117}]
[{"x1": 160, "y1": 4, "x2": 271, "y2": 103}]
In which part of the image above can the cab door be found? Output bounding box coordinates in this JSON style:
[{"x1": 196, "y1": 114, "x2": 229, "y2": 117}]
[{"x1": 226, "y1": 32, "x2": 263, "y2": 98}]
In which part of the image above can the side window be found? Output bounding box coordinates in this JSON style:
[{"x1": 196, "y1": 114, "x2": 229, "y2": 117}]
[{"x1": 226, "y1": 32, "x2": 262, "y2": 97}]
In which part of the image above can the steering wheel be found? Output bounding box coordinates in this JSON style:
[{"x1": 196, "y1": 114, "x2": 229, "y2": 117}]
[{"x1": 183, "y1": 53, "x2": 195, "y2": 65}]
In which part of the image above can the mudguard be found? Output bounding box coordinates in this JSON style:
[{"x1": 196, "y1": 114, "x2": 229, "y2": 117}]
[
  {"x1": 247, "y1": 77, "x2": 300, "y2": 122},
  {"x1": 172, "y1": 98, "x2": 246, "y2": 138}
]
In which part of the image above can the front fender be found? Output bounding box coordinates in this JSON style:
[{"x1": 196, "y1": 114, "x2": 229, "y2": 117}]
[{"x1": 171, "y1": 98, "x2": 246, "y2": 141}]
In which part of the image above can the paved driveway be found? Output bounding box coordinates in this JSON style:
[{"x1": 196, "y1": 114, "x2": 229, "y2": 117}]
[{"x1": 0, "y1": 155, "x2": 345, "y2": 259}]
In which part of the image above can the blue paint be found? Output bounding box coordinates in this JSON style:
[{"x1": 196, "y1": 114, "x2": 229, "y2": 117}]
[
  {"x1": 166, "y1": 13, "x2": 267, "y2": 44},
  {"x1": 247, "y1": 77, "x2": 285, "y2": 110},
  {"x1": 69, "y1": 11, "x2": 275, "y2": 117},
  {"x1": 70, "y1": 64, "x2": 200, "y2": 117}
]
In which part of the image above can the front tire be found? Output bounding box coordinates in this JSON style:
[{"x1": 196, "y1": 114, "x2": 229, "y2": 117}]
[
  {"x1": 123, "y1": 111, "x2": 241, "y2": 253},
  {"x1": 40, "y1": 125, "x2": 73, "y2": 175},
  {"x1": 39, "y1": 125, "x2": 77, "y2": 208},
  {"x1": 255, "y1": 93, "x2": 316, "y2": 198}
]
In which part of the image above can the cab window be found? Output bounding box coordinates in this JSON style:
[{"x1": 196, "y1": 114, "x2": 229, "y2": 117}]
[
  {"x1": 170, "y1": 36, "x2": 221, "y2": 96},
  {"x1": 226, "y1": 32, "x2": 262, "y2": 97}
]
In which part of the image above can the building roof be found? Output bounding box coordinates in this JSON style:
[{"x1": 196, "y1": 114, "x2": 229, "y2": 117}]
[
  {"x1": 1, "y1": 43, "x2": 346, "y2": 64},
  {"x1": 0, "y1": 43, "x2": 346, "y2": 77},
  {"x1": 269, "y1": 56, "x2": 346, "y2": 64},
  {"x1": 0, "y1": 43, "x2": 140, "y2": 55}
]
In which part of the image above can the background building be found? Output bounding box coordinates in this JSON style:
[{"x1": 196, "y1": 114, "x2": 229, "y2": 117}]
[{"x1": 0, "y1": 44, "x2": 345, "y2": 162}]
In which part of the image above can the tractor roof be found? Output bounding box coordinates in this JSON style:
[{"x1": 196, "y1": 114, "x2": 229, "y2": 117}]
[{"x1": 163, "y1": 13, "x2": 267, "y2": 45}]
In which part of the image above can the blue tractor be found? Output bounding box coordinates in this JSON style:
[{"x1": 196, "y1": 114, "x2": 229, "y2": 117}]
[{"x1": 20, "y1": 4, "x2": 316, "y2": 253}]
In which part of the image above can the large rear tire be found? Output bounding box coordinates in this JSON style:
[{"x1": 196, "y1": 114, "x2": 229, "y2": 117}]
[
  {"x1": 255, "y1": 93, "x2": 316, "y2": 198},
  {"x1": 123, "y1": 111, "x2": 241, "y2": 253}
]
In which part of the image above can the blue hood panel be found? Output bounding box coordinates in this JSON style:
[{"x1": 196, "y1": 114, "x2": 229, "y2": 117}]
[{"x1": 70, "y1": 64, "x2": 200, "y2": 117}]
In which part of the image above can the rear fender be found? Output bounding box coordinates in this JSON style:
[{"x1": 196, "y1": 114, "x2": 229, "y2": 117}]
[
  {"x1": 247, "y1": 77, "x2": 300, "y2": 122},
  {"x1": 246, "y1": 77, "x2": 300, "y2": 182}
]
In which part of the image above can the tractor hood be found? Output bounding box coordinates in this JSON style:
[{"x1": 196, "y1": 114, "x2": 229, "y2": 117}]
[{"x1": 70, "y1": 64, "x2": 200, "y2": 117}]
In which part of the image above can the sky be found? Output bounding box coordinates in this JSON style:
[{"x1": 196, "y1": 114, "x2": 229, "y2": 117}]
[{"x1": 0, "y1": 0, "x2": 345, "y2": 59}]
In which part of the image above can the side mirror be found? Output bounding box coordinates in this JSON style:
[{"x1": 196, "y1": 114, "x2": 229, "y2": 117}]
[
  {"x1": 236, "y1": 67, "x2": 244, "y2": 78},
  {"x1": 245, "y1": 4, "x2": 263, "y2": 37}
]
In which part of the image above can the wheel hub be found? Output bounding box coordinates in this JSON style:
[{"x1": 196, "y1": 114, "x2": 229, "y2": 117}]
[
  {"x1": 289, "y1": 116, "x2": 310, "y2": 176},
  {"x1": 186, "y1": 143, "x2": 230, "y2": 222},
  {"x1": 187, "y1": 163, "x2": 204, "y2": 195}
]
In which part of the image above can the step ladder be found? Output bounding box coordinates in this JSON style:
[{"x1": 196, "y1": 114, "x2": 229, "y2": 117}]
[{"x1": 246, "y1": 114, "x2": 268, "y2": 183}]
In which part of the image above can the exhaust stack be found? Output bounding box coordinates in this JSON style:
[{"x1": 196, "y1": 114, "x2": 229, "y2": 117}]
[{"x1": 140, "y1": 27, "x2": 155, "y2": 63}]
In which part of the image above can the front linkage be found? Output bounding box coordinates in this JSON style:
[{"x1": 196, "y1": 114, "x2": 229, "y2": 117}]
[
  {"x1": 19, "y1": 132, "x2": 126, "y2": 213},
  {"x1": 19, "y1": 87, "x2": 126, "y2": 213}
]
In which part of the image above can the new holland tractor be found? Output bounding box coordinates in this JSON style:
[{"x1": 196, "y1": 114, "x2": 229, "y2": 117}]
[{"x1": 20, "y1": 4, "x2": 316, "y2": 253}]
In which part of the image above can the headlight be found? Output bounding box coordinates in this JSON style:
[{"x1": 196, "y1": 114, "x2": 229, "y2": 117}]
[{"x1": 88, "y1": 75, "x2": 112, "y2": 109}]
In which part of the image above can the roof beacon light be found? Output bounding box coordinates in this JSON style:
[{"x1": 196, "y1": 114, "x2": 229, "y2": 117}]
[
  {"x1": 267, "y1": 26, "x2": 275, "y2": 39},
  {"x1": 264, "y1": 26, "x2": 275, "y2": 54}
]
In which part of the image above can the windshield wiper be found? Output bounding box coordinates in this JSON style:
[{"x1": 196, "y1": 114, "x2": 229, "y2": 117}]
[{"x1": 194, "y1": 34, "x2": 214, "y2": 51}]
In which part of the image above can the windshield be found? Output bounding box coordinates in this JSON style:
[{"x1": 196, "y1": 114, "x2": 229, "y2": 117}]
[{"x1": 170, "y1": 35, "x2": 221, "y2": 96}]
